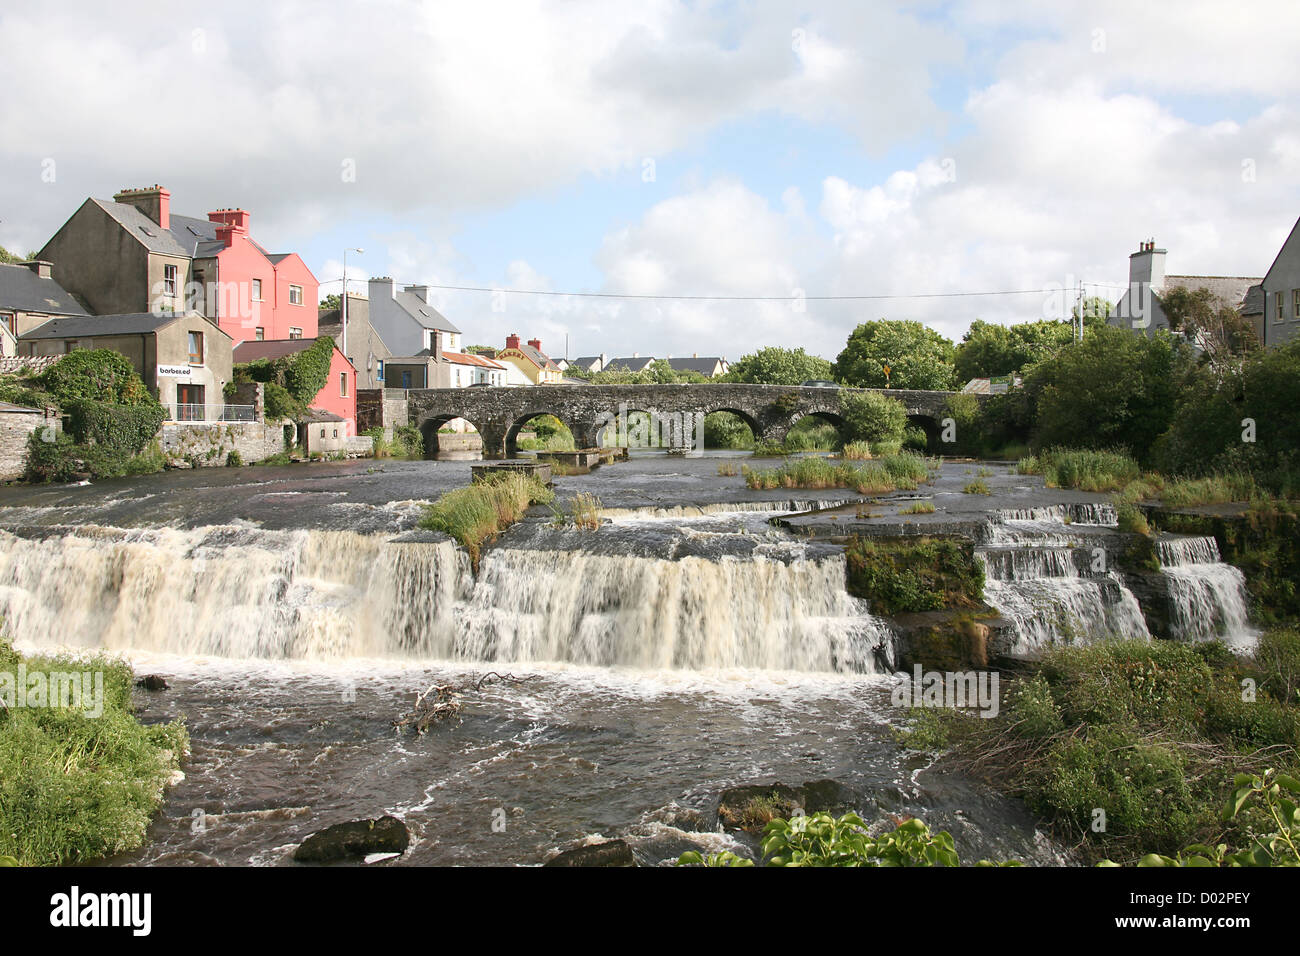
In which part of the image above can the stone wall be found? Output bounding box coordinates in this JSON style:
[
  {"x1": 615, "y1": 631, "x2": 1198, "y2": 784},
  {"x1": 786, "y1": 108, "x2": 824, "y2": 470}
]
[
  {"x1": 0, "y1": 409, "x2": 59, "y2": 481},
  {"x1": 159, "y1": 421, "x2": 287, "y2": 467},
  {"x1": 357, "y1": 387, "x2": 409, "y2": 436}
]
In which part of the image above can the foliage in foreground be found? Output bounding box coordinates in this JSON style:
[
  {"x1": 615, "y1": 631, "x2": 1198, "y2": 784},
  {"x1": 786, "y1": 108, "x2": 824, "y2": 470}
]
[
  {"x1": 844, "y1": 535, "x2": 984, "y2": 615},
  {"x1": 418, "y1": 471, "x2": 554, "y2": 564},
  {"x1": 912, "y1": 637, "x2": 1300, "y2": 863},
  {"x1": 677, "y1": 812, "x2": 1019, "y2": 867},
  {"x1": 0, "y1": 638, "x2": 188, "y2": 865}
]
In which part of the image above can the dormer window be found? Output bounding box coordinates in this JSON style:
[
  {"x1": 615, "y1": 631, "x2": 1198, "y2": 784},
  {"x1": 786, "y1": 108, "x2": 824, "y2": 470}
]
[{"x1": 164, "y1": 264, "x2": 178, "y2": 297}]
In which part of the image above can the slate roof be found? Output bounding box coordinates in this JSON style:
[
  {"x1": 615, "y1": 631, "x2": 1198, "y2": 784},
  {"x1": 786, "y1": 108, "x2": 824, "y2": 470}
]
[
  {"x1": 0, "y1": 263, "x2": 89, "y2": 316},
  {"x1": 1161, "y1": 275, "x2": 1261, "y2": 310},
  {"x1": 395, "y1": 291, "x2": 461, "y2": 334},
  {"x1": 90, "y1": 199, "x2": 190, "y2": 256},
  {"x1": 0, "y1": 401, "x2": 45, "y2": 414},
  {"x1": 232, "y1": 338, "x2": 317, "y2": 362},
  {"x1": 21, "y1": 311, "x2": 215, "y2": 339},
  {"x1": 569, "y1": 355, "x2": 604, "y2": 371},
  {"x1": 666, "y1": 356, "x2": 726, "y2": 375},
  {"x1": 513, "y1": 342, "x2": 559, "y2": 371},
  {"x1": 605, "y1": 356, "x2": 655, "y2": 372},
  {"x1": 1242, "y1": 283, "x2": 1265, "y2": 316}
]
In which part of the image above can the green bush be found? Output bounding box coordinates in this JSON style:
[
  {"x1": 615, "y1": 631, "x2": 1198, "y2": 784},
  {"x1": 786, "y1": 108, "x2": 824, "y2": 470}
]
[
  {"x1": 844, "y1": 535, "x2": 985, "y2": 615},
  {"x1": 0, "y1": 637, "x2": 188, "y2": 865},
  {"x1": 34, "y1": 350, "x2": 154, "y2": 407},
  {"x1": 393, "y1": 423, "x2": 424, "y2": 457},
  {"x1": 64, "y1": 399, "x2": 165, "y2": 456},
  {"x1": 1008, "y1": 674, "x2": 1065, "y2": 738},
  {"x1": 1256, "y1": 629, "x2": 1300, "y2": 704},
  {"x1": 840, "y1": 391, "x2": 908, "y2": 445}
]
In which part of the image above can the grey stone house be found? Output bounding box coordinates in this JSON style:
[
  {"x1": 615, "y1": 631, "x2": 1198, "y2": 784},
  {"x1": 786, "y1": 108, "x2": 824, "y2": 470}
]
[
  {"x1": 367, "y1": 277, "x2": 462, "y2": 357},
  {"x1": 318, "y1": 293, "x2": 392, "y2": 389},
  {"x1": 1261, "y1": 214, "x2": 1300, "y2": 349},
  {"x1": 0, "y1": 261, "x2": 89, "y2": 357},
  {"x1": 19, "y1": 312, "x2": 235, "y2": 421},
  {"x1": 1109, "y1": 240, "x2": 1261, "y2": 343}
]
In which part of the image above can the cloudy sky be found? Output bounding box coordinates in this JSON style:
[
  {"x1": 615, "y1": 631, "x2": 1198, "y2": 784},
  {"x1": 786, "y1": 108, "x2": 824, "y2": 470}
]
[{"x1": 2, "y1": 1, "x2": 1297, "y2": 361}]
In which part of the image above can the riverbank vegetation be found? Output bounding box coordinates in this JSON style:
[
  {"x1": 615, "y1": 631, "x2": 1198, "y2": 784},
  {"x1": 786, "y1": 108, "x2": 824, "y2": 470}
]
[
  {"x1": 9, "y1": 350, "x2": 167, "y2": 482},
  {"x1": 419, "y1": 471, "x2": 554, "y2": 565},
  {"x1": 845, "y1": 536, "x2": 985, "y2": 615},
  {"x1": 0, "y1": 637, "x2": 188, "y2": 865},
  {"x1": 743, "y1": 451, "x2": 932, "y2": 494},
  {"x1": 901, "y1": 635, "x2": 1300, "y2": 864},
  {"x1": 365, "y1": 423, "x2": 424, "y2": 459}
]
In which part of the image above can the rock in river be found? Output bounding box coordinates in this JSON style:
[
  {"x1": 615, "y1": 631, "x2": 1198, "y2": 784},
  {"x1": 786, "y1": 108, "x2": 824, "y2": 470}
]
[{"x1": 293, "y1": 816, "x2": 410, "y2": 863}]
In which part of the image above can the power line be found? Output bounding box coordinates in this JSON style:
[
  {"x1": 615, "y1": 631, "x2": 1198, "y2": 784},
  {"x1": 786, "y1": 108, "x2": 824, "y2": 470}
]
[{"x1": 319, "y1": 278, "x2": 1133, "y2": 301}]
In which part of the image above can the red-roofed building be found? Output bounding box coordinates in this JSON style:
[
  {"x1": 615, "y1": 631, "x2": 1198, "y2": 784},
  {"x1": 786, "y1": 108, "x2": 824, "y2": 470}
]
[{"x1": 37, "y1": 185, "x2": 319, "y2": 346}]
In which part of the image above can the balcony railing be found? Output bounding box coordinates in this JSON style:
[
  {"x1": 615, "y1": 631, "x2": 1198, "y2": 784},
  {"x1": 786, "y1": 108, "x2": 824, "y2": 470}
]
[{"x1": 165, "y1": 403, "x2": 256, "y2": 423}]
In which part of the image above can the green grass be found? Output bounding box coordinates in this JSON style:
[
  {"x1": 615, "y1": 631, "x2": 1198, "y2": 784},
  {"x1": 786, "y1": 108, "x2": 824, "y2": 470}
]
[
  {"x1": 0, "y1": 638, "x2": 188, "y2": 866},
  {"x1": 899, "y1": 500, "x2": 936, "y2": 515},
  {"x1": 910, "y1": 636, "x2": 1300, "y2": 864},
  {"x1": 844, "y1": 535, "x2": 985, "y2": 615},
  {"x1": 419, "y1": 472, "x2": 554, "y2": 565},
  {"x1": 743, "y1": 452, "x2": 930, "y2": 495},
  {"x1": 962, "y1": 479, "x2": 991, "y2": 495},
  {"x1": 1019, "y1": 448, "x2": 1142, "y2": 492}
]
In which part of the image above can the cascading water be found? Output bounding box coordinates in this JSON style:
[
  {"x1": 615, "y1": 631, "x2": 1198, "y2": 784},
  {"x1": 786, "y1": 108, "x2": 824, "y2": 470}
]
[
  {"x1": 978, "y1": 507, "x2": 1149, "y2": 656},
  {"x1": 1157, "y1": 535, "x2": 1256, "y2": 648},
  {"x1": 0, "y1": 515, "x2": 895, "y2": 674}
]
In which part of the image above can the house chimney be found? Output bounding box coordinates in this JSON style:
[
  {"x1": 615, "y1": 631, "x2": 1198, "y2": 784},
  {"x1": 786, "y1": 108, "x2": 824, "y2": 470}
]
[
  {"x1": 506, "y1": 333, "x2": 521, "y2": 350},
  {"x1": 208, "y1": 208, "x2": 251, "y2": 247},
  {"x1": 633, "y1": 351, "x2": 639, "y2": 358},
  {"x1": 405, "y1": 284, "x2": 432, "y2": 303},
  {"x1": 431, "y1": 328, "x2": 442, "y2": 362},
  {"x1": 24, "y1": 260, "x2": 53, "y2": 280},
  {"x1": 693, "y1": 352, "x2": 698, "y2": 358},
  {"x1": 527, "y1": 338, "x2": 542, "y2": 351},
  {"x1": 114, "y1": 185, "x2": 171, "y2": 229},
  {"x1": 1129, "y1": 238, "x2": 1166, "y2": 291}
]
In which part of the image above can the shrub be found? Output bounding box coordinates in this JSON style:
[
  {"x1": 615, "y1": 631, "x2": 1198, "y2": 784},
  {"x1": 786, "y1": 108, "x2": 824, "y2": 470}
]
[
  {"x1": 393, "y1": 423, "x2": 424, "y2": 458},
  {"x1": 35, "y1": 350, "x2": 154, "y2": 407},
  {"x1": 962, "y1": 479, "x2": 991, "y2": 495},
  {"x1": 844, "y1": 536, "x2": 985, "y2": 614},
  {"x1": 64, "y1": 399, "x2": 165, "y2": 456},
  {"x1": 840, "y1": 391, "x2": 908, "y2": 445},
  {"x1": 0, "y1": 637, "x2": 189, "y2": 865},
  {"x1": 1007, "y1": 674, "x2": 1064, "y2": 738},
  {"x1": 1256, "y1": 629, "x2": 1300, "y2": 704},
  {"x1": 225, "y1": 449, "x2": 243, "y2": 467}
]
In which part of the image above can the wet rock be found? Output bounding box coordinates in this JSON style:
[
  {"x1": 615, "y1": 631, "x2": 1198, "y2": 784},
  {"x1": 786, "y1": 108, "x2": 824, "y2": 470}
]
[
  {"x1": 293, "y1": 815, "x2": 409, "y2": 863},
  {"x1": 717, "y1": 779, "x2": 860, "y2": 831},
  {"x1": 134, "y1": 674, "x2": 169, "y2": 691},
  {"x1": 543, "y1": 839, "x2": 636, "y2": 867}
]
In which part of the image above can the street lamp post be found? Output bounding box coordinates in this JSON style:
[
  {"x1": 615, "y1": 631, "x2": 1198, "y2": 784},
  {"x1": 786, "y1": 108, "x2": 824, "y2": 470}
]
[{"x1": 341, "y1": 247, "x2": 363, "y2": 358}]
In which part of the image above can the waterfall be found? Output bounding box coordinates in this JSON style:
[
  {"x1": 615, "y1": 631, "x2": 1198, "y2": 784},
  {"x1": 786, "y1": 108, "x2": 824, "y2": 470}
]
[
  {"x1": 0, "y1": 524, "x2": 894, "y2": 674},
  {"x1": 978, "y1": 505, "x2": 1149, "y2": 657},
  {"x1": 1157, "y1": 535, "x2": 1255, "y2": 647}
]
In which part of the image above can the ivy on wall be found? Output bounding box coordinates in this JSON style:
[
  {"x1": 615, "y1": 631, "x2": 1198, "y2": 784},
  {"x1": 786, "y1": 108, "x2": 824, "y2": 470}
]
[{"x1": 233, "y1": 335, "x2": 335, "y2": 420}]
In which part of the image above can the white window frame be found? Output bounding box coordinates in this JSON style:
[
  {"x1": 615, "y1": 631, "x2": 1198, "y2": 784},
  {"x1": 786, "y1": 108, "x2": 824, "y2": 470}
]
[
  {"x1": 252, "y1": 278, "x2": 263, "y2": 302},
  {"x1": 289, "y1": 284, "x2": 303, "y2": 306},
  {"x1": 164, "y1": 264, "x2": 178, "y2": 297}
]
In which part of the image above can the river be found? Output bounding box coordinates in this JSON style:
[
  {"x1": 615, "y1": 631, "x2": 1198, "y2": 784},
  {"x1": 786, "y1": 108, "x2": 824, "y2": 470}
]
[{"x1": 0, "y1": 453, "x2": 1253, "y2": 866}]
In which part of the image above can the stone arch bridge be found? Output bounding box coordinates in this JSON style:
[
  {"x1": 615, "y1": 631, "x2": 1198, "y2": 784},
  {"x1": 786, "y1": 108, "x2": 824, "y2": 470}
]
[{"x1": 401, "y1": 384, "x2": 982, "y2": 457}]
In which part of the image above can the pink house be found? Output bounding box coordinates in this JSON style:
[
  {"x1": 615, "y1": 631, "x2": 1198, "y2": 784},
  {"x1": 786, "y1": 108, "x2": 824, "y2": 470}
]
[
  {"x1": 232, "y1": 338, "x2": 358, "y2": 436},
  {"x1": 37, "y1": 186, "x2": 320, "y2": 345}
]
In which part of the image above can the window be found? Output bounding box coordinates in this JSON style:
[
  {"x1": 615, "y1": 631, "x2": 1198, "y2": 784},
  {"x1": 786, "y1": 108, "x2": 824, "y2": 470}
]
[
  {"x1": 252, "y1": 278, "x2": 263, "y2": 301},
  {"x1": 255, "y1": 327, "x2": 264, "y2": 341},
  {"x1": 1293, "y1": 290, "x2": 1300, "y2": 319},
  {"x1": 377, "y1": 360, "x2": 384, "y2": 381},
  {"x1": 164, "y1": 264, "x2": 178, "y2": 297},
  {"x1": 0, "y1": 313, "x2": 13, "y2": 335},
  {"x1": 340, "y1": 372, "x2": 348, "y2": 397},
  {"x1": 63, "y1": 340, "x2": 79, "y2": 353},
  {"x1": 188, "y1": 331, "x2": 204, "y2": 365},
  {"x1": 1278, "y1": 292, "x2": 1286, "y2": 323},
  {"x1": 401, "y1": 371, "x2": 412, "y2": 389},
  {"x1": 289, "y1": 284, "x2": 303, "y2": 306},
  {"x1": 289, "y1": 327, "x2": 302, "y2": 339}
]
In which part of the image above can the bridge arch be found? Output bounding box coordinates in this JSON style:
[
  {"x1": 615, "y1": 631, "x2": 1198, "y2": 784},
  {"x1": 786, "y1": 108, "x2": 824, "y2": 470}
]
[{"x1": 419, "y1": 413, "x2": 487, "y2": 456}]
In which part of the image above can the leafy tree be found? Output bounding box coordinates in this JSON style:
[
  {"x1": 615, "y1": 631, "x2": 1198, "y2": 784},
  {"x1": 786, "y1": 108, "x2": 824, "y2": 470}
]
[
  {"x1": 0, "y1": 246, "x2": 22, "y2": 265},
  {"x1": 1025, "y1": 325, "x2": 1181, "y2": 463},
  {"x1": 833, "y1": 320, "x2": 956, "y2": 390},
  {"x1": 724, "y1": 347, "x2": 833, "y2": 385},
  {"x1": 1161, "y1": 285, "x2": 1260, "y2": 369},
  {"x1": 840, "y1": 391, "x2": 908, "y2": 444},
  {"x1": 954, "y1": 319, "x2": 1077, "y2": 382},
  {"x1": 319, "y1": 293, "x2": 341, "y2": 311},
  {"x1": 1156, "y1": 340, "x2": 1300, "y2": 491}
]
